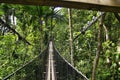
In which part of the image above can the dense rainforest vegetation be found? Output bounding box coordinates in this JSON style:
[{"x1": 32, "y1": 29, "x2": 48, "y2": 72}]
[{"x1": 0, "y1": 4, "x2": 120, "y2": 80}]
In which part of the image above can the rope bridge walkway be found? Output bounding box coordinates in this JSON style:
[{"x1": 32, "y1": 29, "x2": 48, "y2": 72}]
[{"x1": 3, "y1": 41, "x2": 88, "y2": 80}]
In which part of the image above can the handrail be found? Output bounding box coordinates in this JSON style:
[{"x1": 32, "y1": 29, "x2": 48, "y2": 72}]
[
  {"x1": 3, "y1": 40, "x2": 89, "y2": 80},
  {"x1": 53, "y1": 43, "x2": 89, "y2": 80},
  {"x1": 3, "y1": 47, "x2": 48, "y2": 80}
]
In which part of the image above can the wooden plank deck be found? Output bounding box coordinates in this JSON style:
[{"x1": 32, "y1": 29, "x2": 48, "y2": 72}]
[{"x1": 46, "y1": 41, "x2": 56, "y2": 80}]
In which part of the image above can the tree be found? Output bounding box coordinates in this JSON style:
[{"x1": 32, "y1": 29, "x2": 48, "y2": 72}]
[
  {"x1": 68, "y1": 8, "x2": 74, "y2": 66},
  {"x1": 92, "y1": 13, "x2": 105, "y2": 80}
]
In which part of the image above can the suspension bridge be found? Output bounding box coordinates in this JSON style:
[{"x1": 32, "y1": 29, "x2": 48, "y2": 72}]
[
  {"x1": 3, "y1": 41, "x2": 88, "y2": 80},
  {"x1": 1, "y1": 11, "x2": 111, "y2": 80},
  {"x1": 0, "y1": 0, "x2": 120, "y2": 80},
  {"x1": 1, "y1": 10, "x2": 105, "y2": 80},
  {"x1": 0, "y1": 7, "x2": 106, "y2": 80}
]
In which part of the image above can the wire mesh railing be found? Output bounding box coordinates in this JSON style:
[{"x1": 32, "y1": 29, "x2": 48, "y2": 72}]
[
  {"x1": 3, "y1": 41, "x2": 89, "y2": 80},
  {"x1": 3, "y1": 47, "x2": 48, "y2": 80},
  {"x1": 53, "y1": 44, "x2": 89, "y2": 80}
]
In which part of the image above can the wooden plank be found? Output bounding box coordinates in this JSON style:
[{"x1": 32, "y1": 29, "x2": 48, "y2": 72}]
[
  {"x1": 66, "y1": 0, "x2": 120, "y2": 7},
  {"x1": 0, "y1": 0, "x2": 120, "y2": 12}
]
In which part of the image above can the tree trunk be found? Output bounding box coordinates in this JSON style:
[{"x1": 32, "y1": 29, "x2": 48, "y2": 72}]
[
  {"x1": 39, "y1": 17, "x2": 43, "y2": 52},
  {"x1": 68, "y1": 8, "x2": 74, "y2": 66},
  {"x1": 103, "y1": 24, "x2": 109, "y2": 41},
  {"x1": 92, "y1": 14, "x2": 105, "y2": 80},
  {"x1": 37, "y1": 7, "x2": 43, "y2": 52}
]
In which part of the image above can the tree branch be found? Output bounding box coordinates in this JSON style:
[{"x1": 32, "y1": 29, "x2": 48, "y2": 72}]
[
  {"x1": 73, "y1": 12, "x2": 105, "y2": 41},
  {"x1": 0, "y1": 18, "x2": 31, "y2": 45},
  {"x1": 114, "y1": 13, "x2": 120, "y2": 23}
]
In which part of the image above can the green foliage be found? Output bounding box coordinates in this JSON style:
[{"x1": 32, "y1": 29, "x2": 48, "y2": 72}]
[
  {"x1": 54, "y1": 9, "x2": 120, "y2": 80},
  {"x1": 0, "y1": 3, "x2": 120, "y2": 80},
  {"x1": 0, "y1": 4, "x2": 51, "y2": 79}
]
